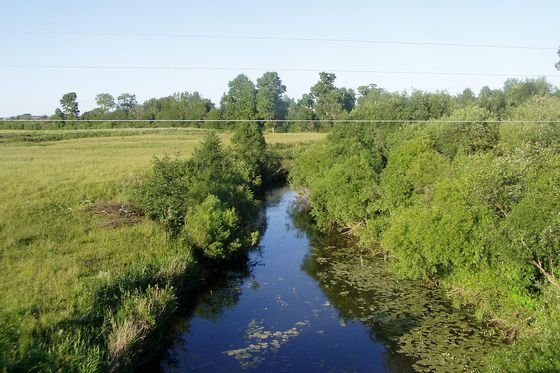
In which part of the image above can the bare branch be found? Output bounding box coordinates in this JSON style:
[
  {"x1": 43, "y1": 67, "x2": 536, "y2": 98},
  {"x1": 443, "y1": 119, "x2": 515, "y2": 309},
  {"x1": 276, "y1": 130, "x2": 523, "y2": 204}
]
[{"x1": 532, "y1": 260, "x2": 560, "y2": 289}]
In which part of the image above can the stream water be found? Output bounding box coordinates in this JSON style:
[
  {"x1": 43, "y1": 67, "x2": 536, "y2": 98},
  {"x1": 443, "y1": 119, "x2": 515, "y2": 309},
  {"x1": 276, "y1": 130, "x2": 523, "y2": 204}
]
[{"x1": 161, "y1": 188, "x2": 500, "y2": 372}]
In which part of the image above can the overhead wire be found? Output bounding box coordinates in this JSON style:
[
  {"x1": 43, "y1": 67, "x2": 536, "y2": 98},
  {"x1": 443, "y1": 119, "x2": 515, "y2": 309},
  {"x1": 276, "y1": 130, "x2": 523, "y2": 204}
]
[
  {"x1": 6, "y1": 31, "x2": 556, "y2": 51},
  {"x1": 0, "y1": 64, "x2": 557, "y2": 78}
]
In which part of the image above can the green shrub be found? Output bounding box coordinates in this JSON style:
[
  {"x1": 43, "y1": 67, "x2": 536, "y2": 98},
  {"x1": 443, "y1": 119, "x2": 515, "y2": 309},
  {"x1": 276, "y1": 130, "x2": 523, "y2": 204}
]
[
  {"x1": 183, "y1": 195, "x2": 246, "y2": 260},
  {"x1": 487, "y1": 287, "x2": 560, "y2": 372},
  {"x1": 290, "y1": 114, "x2": 560, "y2": 361},
  {"x1": 134, "y1": 131, "x2": 260, "y2": 262},
  {"x1": 134, "y1": 155, "x2": 190, "y2": 234},
  {"x1": 426, "y1": 105, "x2": 498, "y2": 158}
]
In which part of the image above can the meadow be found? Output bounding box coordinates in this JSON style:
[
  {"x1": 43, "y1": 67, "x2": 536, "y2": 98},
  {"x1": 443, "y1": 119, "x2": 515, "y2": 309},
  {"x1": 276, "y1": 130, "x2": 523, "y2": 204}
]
[{"x1": 0, "y1": 128, "x2": 324, "y2": 371}]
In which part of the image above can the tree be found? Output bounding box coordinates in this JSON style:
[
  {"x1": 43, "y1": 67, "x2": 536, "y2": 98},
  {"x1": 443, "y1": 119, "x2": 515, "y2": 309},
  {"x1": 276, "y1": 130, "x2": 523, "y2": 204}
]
[
  {"x1": 117, "y1": 93, "x2": 138, "y2": 111},
  {"x1": 181, "y1": 91, "x2": 214, "y2": 121},
  {"x1": 231, "y1": 122, "x2": 269, "y2": 191},
  {"x1": 95, "y1": 93, "x2": 116, "y2": 112},
  {"x1": 503, "y1": 78, "x2": 551, "y2": 107},
  {"x1": 556, "y1": 47, "x2": 560, "y2": 71},
  {"x1": 256, "y1": 72, "x2": 287, "y2": 128},
  {"x1": 220, "y1": 74, "x2": 257, "y2": 121},
  {"x1": 53, "y1": 108, "x2": 66, "y2": 127},
  {"x1": 339, "y1": 87, "x2": 356, "y2": 112},
  {"x1": 357, "y1": 83, "x2": 380, "y2": 102},
  {"x1": 286, "y1": 94, "x2": 316, "y2": 131},
  {"x1": 478, "y1": 86, "x2": 506, "y2": 117},
  {"x1": 456, "y1": 88, "x2": 476, "y2": 108},
  {"x1": 309, "y1": 72, "x2": 355, "y2": 121},
  {"x1": 59, "y1": 92, "x2": 79, "y2": 118}
]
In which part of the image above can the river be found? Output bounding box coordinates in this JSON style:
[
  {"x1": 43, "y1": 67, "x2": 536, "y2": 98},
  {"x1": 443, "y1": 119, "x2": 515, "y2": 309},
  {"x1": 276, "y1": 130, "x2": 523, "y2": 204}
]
[{"x1": 160, "y1": 188, "x2": 500, "y2": 372}]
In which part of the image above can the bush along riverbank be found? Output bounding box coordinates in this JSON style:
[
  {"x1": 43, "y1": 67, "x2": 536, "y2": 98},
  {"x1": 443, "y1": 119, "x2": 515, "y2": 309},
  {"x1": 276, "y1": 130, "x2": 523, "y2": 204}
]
[
  {"x1": 290, "y1": 98, "x2": 560, "y2": 372},
  {"x1": 0, "y1": 124, "x2": 295, "y2": 372}
]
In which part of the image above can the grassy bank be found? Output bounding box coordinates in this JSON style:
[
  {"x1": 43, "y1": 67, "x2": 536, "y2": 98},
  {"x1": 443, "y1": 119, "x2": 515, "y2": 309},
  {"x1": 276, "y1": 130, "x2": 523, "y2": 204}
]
[{"x1": 0, "y1": 129, "x2": 324, "y2": 371}]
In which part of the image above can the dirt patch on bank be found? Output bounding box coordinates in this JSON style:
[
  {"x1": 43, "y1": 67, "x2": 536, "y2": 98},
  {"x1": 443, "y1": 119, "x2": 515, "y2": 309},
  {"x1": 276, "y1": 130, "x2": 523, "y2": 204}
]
[{"x1": 84, "y1": 202, "x2": 145, "y2": 228}]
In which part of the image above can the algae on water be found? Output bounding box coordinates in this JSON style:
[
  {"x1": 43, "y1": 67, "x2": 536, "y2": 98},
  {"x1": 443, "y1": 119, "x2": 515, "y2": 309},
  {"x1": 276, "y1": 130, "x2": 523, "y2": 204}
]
[{"x1": 303, "y1": 244, "x2": 501, "y2": 372}]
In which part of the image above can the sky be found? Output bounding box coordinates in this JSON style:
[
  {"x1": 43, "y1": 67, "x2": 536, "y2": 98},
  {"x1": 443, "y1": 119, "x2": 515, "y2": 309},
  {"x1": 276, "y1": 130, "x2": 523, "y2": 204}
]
[{"x1": 0, "y1": 0, "x2": 558, "y2": 116}]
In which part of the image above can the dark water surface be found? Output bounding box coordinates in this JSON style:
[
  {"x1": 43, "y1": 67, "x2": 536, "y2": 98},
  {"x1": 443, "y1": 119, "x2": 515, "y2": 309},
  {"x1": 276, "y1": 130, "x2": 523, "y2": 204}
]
[{"x1": 161, "y1": 188, "x2": 499, "y2": 372}]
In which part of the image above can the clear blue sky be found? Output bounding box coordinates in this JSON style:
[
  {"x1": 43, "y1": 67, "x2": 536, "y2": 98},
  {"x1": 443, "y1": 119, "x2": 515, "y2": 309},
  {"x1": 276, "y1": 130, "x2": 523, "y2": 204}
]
[{"x1": 0, "y1": 0, "x2": 558, "y2": 116}]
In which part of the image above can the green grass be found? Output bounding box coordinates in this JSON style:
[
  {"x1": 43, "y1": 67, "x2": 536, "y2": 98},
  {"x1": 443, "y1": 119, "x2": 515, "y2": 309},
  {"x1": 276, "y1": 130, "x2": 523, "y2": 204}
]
[{"x1": 0, "y1": 129, "x2": 324, "y2": 371}]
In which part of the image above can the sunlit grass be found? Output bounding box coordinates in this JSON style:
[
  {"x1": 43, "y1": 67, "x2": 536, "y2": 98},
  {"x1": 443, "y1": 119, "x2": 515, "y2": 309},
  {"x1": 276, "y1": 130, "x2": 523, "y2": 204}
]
[{"x1": 0, "y1": 129, "x2": 324, "y2": 370}]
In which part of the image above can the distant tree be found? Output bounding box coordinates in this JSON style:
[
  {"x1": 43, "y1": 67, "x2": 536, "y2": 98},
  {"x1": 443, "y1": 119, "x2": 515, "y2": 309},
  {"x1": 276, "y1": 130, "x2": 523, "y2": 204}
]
[
  {"x1": 205, "y1": 107, "x2": 223, "y2": 128},
  {"x1": 339, "y1": 87, "x2": 357, "y2": 112},
  {"x1": 286, "y1": 94, "x2": 316, "y2": 130},
  {"x1": 181, "y1": 91, "x2": 214, "y2": 120},
  {"x1": 53, "y1": 108, "x2": 66, "y2": 127},
  {"x1": 117, "y1": 93, "x2": 138, "y2": 111},
  {"x1": 457, "y1": 88, "x2": 476, "y2": 107},
  {"x1": 357, "y1": 84, "x2": 381, "y2": 104},
  {"x1": 556, "y1": 47, "x2": 560, "y2": 70},
  {"x1": 357, "y1": 84, "x2": 378, "y2": 97},
  {"x1": 256, "y1": 72, "x2": 287, "y2": 128},
  {"x1": 309, "y1": 72, "x2": 355, "y2": 121},
  {"x1": 59, "y1": 92, "x2": 79, "y2": 118},
  {"x1": 220, "y1": 74, "x2": 257, "y2": 121},
  {"x1": 478, "y1": 86, "x2": 506, "y2": 117},
  {"x1": 503, "y1": 78, "x2": 551, "y2": 107},
  {"x1": 95, "y1": 93, "x2": 116, "y2": 112}
]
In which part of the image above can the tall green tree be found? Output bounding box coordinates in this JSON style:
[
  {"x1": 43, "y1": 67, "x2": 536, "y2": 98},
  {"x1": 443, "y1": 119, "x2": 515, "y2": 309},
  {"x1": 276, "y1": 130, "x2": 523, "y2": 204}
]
[
  {"x1": 59, "y1": 92, "x2": 79, "y2": 118},
  {"x1": 478, "y1": 86, "x2": 506, "y2": 117},
  {"x1": 309, "y1": 72, "x2": 355, "y2": 121},
  {"x1": 181, "y1": 91, "x2": 214, "y2": 120},
  {"x1": 256, "y1": 72, "x2": 287, "y2": 128},
  {"x1": 503, "y1": 78, "x2": 551, "y2": 107},
  {"x1": 457, "y1": 88, "x2": 476, "y2": 107},
  {"x1": 95, "y1": 93, "x2": 116, "y2": 112},
  {"x1": 117, "y1": 93, "x2": 138, "y2": 111},
  {"x1": 220, "y1": 74, "x2": 257, "y2": 121},
  {"x1": 231, "y1": 122, "x2": 269, "y2": 191}
]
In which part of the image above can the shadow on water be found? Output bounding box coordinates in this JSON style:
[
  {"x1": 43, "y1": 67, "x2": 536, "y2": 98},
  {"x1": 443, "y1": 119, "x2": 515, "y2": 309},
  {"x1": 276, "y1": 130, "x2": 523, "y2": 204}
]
[
  {"x1": 293, "y1": 204, "x2": 502, "y2": 372},
  {"x1": 153, "y1": 188, "x2": 501, "y2": 372}
]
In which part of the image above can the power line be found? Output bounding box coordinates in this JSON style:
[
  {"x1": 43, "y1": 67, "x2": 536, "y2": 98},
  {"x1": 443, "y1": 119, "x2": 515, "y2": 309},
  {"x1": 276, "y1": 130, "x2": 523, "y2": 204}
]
[
  {"x1": 7, "y1": 31, "x2": 555, "y2": 51},
  {"x1": 0, "y1": 64, "x2": 557, "y2": 78},
  {"x1": 3, "y1": 119, "x2": 560, "y2": 124}
]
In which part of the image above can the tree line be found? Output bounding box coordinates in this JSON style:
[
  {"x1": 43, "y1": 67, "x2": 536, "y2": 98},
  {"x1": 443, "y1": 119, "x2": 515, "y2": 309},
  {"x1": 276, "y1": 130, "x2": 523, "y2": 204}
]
[{"x1": 4, "y1": 73, "x2": 558, "y2": 131}]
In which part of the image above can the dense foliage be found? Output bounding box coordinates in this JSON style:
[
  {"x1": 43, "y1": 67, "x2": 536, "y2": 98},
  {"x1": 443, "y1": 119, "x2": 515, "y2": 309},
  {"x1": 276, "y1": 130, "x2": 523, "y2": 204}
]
[
  {"x1": 5, "y1": 74, "x2": 557, "y2": 132},
  {"x1": 135, "y1": 128, "x2": 277, "y2": 260},
  {"x1": 290, "y1": 94, "x2": 560, "y2": 371}
]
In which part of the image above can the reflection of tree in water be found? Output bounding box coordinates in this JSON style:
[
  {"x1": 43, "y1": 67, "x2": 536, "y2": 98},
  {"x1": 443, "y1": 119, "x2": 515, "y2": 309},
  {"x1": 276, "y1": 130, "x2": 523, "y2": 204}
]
[
  {"x1": 162, "y1": 204, "x2": 269, "y2": 368},
  {"x1": 162, "y1": 254, "x2": 259, "y2": 370},
  {"x1": 291, "y1": 207, "x2": 501, "y2": 372}
]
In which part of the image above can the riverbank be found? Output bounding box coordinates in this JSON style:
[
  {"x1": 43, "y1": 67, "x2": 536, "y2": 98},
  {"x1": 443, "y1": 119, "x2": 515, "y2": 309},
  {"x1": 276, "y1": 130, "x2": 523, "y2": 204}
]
[
  {"x1": 289, "y1": 120, "x2": 560, "y2": 371},
  {"x1": 0, "y1": 131, "x2": 322, "y2": 371},
  {"x1": 159, "y1": 188, "x2": 501, "y2": 372}
]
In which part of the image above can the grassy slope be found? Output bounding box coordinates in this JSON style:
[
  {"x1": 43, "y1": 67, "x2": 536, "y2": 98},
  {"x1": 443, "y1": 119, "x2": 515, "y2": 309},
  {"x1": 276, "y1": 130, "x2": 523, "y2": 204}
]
[{"x1": 0, "y1": 129, "x2": 325, "y2": 370}]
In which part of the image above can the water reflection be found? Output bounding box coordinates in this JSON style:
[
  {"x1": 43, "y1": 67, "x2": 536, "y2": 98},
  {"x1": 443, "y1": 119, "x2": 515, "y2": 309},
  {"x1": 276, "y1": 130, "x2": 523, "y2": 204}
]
[
  {"x1": 294, "y1": 204, "x2": 501, "y2": 372},
  {"x1": 160, "y1": 188, "x2": 499, "y2": 372}
]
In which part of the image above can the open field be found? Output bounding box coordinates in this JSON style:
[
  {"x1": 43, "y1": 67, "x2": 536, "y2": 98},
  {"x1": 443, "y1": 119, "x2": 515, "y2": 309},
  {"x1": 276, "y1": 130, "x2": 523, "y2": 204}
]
[{"x1": 0, "y1": 129, "x2": 325, "y2": 370}]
